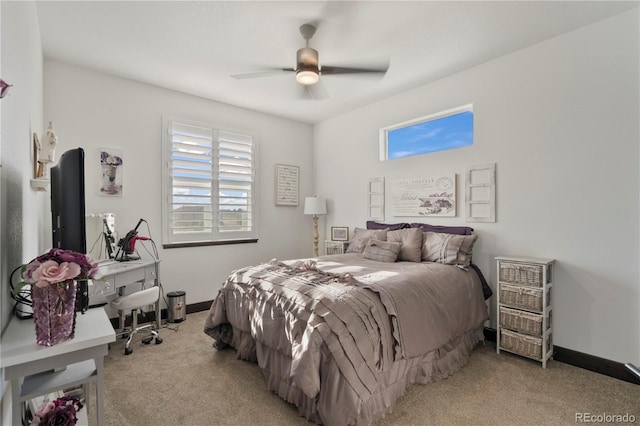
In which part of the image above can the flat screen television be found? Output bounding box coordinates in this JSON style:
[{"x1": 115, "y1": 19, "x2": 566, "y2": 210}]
[{"x1": 50, "y1": 147, "x2": 89, "y2": 311}]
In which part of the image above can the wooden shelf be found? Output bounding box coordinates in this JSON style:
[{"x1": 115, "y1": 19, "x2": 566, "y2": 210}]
[
  {"x1": 30, "y1": 178, "x2": 50, "y2": 191},
  {"x1": 21, "y1": 359, "x2": 97, "y2": 401}
]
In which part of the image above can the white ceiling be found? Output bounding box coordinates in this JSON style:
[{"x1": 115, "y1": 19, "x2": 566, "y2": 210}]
[{"x1": 35, "y1": 1, "x2": 638, "y2": 124}]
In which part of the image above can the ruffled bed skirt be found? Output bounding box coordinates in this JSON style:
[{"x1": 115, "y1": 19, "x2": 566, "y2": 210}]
[{"x1": 220, "y1": 325, "x2": 485, "y2": 425}]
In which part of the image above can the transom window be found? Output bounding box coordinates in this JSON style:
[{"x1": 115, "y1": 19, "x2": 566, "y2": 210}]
[{"x1": 380, "y1": 104, "x2": 474, "y2": 161}]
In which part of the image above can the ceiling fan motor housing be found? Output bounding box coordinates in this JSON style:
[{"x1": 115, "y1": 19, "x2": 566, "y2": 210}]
[
  {"x1": 297, "y1": 47, "x2": 319, "y2": 69},
  {"x1": 296, "y1": 46, "x2": 320, "y2": 84}
]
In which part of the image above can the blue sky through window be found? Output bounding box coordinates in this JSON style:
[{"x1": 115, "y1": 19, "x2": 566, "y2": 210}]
[{"x1": 387, "y1": 110, "x2": 473, "y2": 159}]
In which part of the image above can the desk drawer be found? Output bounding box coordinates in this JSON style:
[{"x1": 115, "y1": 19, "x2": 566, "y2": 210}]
[{"x1": 104, "y1": 264, "x2": 156, "y2": 287}]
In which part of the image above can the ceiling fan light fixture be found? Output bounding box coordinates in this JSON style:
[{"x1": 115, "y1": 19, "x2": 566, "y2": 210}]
[{"x1": 296, "y1": 69, "x2": 319, "y2": 85}]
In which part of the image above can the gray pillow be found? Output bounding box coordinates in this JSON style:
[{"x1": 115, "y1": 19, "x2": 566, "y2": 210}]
[
  {"x1": 387, "y1": 227, "x2": 423, "y2": 263},
  {"x1": 362, "y1": 239, "x2": 402, "y2": 263},
  {"x1": 422, "y1": 231, "x2": 478, "y2": 269},
  {"x1": 346, "y1": 228, "x2": 388, "y2": 253}
]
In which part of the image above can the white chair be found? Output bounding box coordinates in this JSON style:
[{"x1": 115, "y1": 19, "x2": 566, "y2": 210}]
[{"x1": 110, "y1": 286, "x2": 162, "y2": 355}]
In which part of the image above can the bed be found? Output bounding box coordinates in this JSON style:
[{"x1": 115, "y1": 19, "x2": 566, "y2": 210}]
[{"x1": 204, "y1": 223, "x2": 491, "y2": 425}]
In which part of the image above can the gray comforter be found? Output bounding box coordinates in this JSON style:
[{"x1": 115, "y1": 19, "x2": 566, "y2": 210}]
[{"x1": 204, "y1": 254, "x2": 489, "y2": 425}]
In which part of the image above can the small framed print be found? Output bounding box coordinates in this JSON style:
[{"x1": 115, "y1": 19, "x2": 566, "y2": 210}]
[
  {"x1": 331, "y1": 226, "x2": 349, "y2": 241},
  {"x1": 99, "y1": 147, "x2": 124, "y2": 196},
  {"x1": 275, "y1": 163, "x2": 299, "y2": 206}
]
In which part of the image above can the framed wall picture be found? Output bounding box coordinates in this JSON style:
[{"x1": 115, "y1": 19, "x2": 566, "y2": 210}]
[
  {"x1": 275, "y1": 163, "x2": 299, "y2": 206},
  {"x1": 99, "y1": 148, "x2": 124, "y2": 196},
  {"x1": 390, "y1": 174, "x2": 456, "y2": 217},
  {"x1": 331, "y1": 226, "x2": 349, "y2": 241}
]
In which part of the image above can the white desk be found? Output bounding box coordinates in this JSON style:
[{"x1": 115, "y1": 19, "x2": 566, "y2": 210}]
[
  {"x1": 96, "y1": 259, "x2": 161, "y2": 329},
  {"x1": 0, "y1": 308, "x2": 115, "y2": 426}
]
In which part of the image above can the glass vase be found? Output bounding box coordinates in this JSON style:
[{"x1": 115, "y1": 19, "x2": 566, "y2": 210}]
[{"x1": 31, "y1": 281, "x2": 78, "y2": 346}]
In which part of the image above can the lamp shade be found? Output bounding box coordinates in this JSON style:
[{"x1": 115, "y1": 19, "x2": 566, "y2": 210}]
[{"x1": 304, "y1": 196, "x2": 327, "y2": 215}]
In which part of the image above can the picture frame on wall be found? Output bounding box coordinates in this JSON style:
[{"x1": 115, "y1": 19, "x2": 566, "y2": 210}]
[
  {"x1": 390, "y1": 174, "x2": 457, "y2": 217},
  {"x1": 275, "y1": 163, "x2": 299, "y2": 206},
  {"x1": 99, "y1": 147, "x2": 124, "y2": 196},
  {"x1": 331, "y1": 226, "x2": 349, "y2": 241}
]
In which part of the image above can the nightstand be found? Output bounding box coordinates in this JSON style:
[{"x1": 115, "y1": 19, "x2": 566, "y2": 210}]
[
  {"x1": 325, "y1": 240, "x2": 349, "y2": 255},
  {"x1": 496, "y1": 256, "x2": 555, "y2": 368}
]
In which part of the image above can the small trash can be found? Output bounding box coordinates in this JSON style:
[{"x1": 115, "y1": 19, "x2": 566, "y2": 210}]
[{"x1": 167, "y1": 291, "x2": 186, "y2": 323}]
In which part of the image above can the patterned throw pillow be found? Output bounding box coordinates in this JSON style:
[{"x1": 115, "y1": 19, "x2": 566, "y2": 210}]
[
  {"x1": 422, "y1": 231, "x2": 478, "y2": 269},
  {"x1": 362, "y1": 239, "x2": 402, "y2": 263}
]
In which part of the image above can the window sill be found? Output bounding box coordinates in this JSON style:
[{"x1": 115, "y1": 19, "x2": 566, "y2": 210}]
[{"x1": 163, "y1": 239, "x2": 258, "y2": 249}]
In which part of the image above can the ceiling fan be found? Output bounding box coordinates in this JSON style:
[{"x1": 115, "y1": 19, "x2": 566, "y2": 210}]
[{"x1": 231, "y1": 23, "x2": 389, "y2": 91}]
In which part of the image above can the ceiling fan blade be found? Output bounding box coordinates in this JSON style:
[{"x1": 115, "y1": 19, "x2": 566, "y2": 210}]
[
  {"x1": 305, "y1": 80, "x2": 330, "y2": 100},
  {"x1": 231, "y1": 68, "x2": 295, "y2": 79},
  {"x1": 320, "y1": 63, "x2": 389, "y2": 76}
]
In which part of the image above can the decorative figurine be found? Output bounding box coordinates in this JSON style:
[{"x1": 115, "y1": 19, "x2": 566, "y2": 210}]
[{"x1": 41, "y1": 121, "x2": 58, "y2": 164}]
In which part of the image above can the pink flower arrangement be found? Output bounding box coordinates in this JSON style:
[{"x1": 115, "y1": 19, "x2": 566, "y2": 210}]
[
  {"x1": 15, "y1": 248, "x2": 100, "y2": 292},
  {"x1": 30, "y1": 395, "x2": 84, "y2": 426}
]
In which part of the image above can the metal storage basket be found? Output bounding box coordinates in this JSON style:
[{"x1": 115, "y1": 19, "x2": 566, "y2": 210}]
[
  {"x1": 499, "y1": 306, "x2": 543, "y2": 335},
  {"x1": 499, "y1": 262, "x2": 544, "y2": 287},
  {"x1": 499, "y1": 284, "x2": 543, "y2": 311}
]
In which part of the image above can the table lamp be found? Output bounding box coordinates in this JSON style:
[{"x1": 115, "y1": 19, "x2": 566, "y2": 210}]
[{"x1": 304, "y1": 196, "x2": 327, "y2": 257}]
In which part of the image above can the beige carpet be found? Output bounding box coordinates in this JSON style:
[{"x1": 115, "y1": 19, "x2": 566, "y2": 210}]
[{"x1": 90, "y1": 311, "x2": 639, "y2": 426}]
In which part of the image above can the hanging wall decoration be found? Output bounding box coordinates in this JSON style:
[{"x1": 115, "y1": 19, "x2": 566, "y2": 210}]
[
  {"x1": 99, "y1": 148, "x2": 124, "y2": 196},
  {"x1": 390, "y1": 175, "x2": 456, "y2": 217},
  {"x1": 275, "y1": 163, "x2": 299, "y2": 206},
  {"x1": 465, "y1": 163, "x2": 496, "y2": 222},
  {"x1": 367, "y1": 177, "x2": 385, "y2": 221}
]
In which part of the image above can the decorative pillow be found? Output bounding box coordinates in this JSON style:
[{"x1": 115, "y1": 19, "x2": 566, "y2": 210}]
[
  {"x1": 386, "y1": 228, "x2": 423, "y2": 263},
  {"x1": 366, "y1": 220, "x2": 410, "y2": 231},
  {"x1": 422, "y1": 231, "x2": 478, "y2": 269},
  {"x1": 362, "y1": 239, "x2": 402, "y2": 263},
  {"x1": 346, "y1": 228, "x2": 388, "y2": 253},
  {"x1": 410, "y1": 223, "x2": 474, "y2": 236}
]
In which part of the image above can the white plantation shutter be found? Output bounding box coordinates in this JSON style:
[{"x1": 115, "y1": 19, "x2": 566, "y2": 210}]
[
  {"x1": 163, "y1": 119, "x2": 257, "y2": 245},
  {"x1": 217, "y1": 131, "x2": 254, "y2": 234}
]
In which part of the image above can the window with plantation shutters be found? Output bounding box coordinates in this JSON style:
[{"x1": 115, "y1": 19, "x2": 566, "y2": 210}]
[{"x1": 162, "y1": 118, "x2": 258, "y2": 247}]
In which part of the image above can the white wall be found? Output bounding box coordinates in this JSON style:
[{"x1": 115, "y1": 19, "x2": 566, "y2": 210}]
[
  {"x1": 1, "y1": 1, "x2": 46, "y2": 422},
  {"x1": 313, "y1": 10, "x2": 639, "y2": 364},
  {"x1": 44, "y1": 61, "x2": 314, "y2": 307}
]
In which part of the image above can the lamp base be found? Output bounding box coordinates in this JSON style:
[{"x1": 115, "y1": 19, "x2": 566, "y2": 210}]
[{"x1": 312, "y1": 215, "x2": 319, "y2": 257}]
